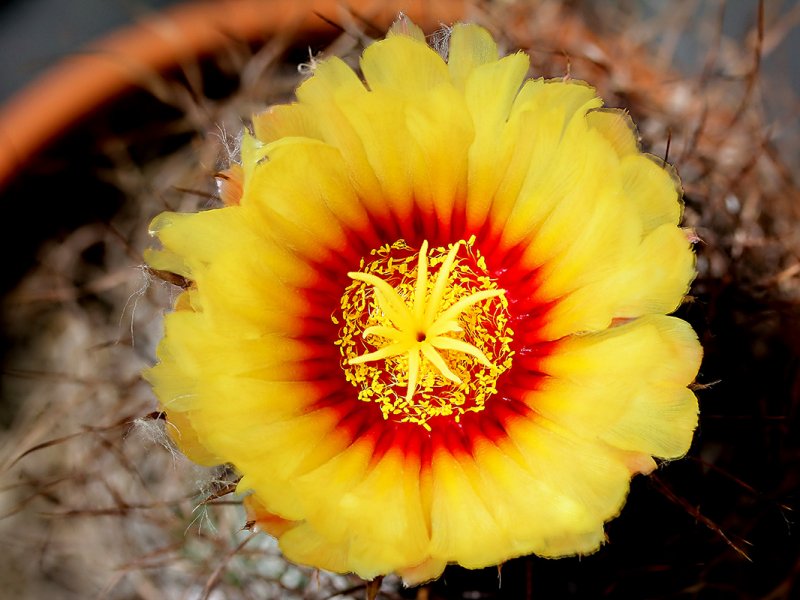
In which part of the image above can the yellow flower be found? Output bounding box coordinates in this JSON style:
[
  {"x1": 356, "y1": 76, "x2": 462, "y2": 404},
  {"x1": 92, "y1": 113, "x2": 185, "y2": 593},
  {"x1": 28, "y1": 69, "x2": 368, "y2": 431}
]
[{"x1": 145, "y1": 19, "x2": 702, "y2": 585}]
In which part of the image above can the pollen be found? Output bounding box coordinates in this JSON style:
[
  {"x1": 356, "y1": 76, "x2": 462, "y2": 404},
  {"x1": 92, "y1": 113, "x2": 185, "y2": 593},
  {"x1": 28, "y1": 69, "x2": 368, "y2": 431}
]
[{"x1": 334, "y1": 239, "x2": 515, "y2": 429}]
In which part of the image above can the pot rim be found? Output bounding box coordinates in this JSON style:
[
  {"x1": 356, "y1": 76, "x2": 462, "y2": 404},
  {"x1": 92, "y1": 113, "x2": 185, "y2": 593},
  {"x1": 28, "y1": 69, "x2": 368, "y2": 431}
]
[{"x1": 0, "y1": 0, "x2": 467, "y2": 189}]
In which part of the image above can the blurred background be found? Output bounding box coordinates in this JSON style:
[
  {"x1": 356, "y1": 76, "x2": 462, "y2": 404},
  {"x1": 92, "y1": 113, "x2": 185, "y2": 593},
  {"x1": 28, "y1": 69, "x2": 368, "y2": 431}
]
[
  {"x1": 0, "y1": 0, "x2": 179, "y2": 102},
  {"x1": 0, "y1": 1, "x2": 798, "y2": 598}
]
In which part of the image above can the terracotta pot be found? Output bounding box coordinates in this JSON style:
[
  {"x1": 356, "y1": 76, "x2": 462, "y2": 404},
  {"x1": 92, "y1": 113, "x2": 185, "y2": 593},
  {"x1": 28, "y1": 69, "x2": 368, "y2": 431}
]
[{"x1": 0, "y1": 0, "x2": 467, "y2": 189}]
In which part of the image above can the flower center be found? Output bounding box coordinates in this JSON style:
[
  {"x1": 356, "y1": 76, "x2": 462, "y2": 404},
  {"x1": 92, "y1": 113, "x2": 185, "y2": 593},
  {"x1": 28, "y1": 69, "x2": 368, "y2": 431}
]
[{"x1": 335, "y1": 238, "x2": 514, "y2": 430}]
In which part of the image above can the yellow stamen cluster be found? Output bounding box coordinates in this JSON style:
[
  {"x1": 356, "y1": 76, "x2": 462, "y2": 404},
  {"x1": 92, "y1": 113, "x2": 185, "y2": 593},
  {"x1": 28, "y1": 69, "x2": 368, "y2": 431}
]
[{"x1": 334, "y1": 239, "x2": 514, "y2": 429}]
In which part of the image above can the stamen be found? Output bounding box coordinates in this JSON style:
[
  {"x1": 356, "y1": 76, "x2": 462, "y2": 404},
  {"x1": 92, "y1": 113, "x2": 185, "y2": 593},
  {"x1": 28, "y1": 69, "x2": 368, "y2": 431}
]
[{"x1": 335, "y1": 239, "x2": 514, "y2": 428}]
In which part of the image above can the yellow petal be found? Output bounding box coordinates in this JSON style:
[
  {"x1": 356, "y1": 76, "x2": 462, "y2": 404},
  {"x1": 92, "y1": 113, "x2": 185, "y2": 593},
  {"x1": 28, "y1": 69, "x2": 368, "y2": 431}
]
[
  {"x1": 447, "y1": 23, "x2": 499, "y2": 88},
  {"x1": 621, "y1": 153, "x2": 683, "y2": 233},
  {"x1": 232, "y1": 408, "x2": 349, "y2": 521},
  {"x1": 610, "y1": 223, "x2": 696, "y2": 317},
  {"x1": 240, "y1": 130, "x2": 270, "y2": 184},
  {"x1": 195, "y1": 379, "x2": 333, "y2": 444},
  {"x1": 278, "y1": 521, "x2": 351, "y2": 574},
  {"x1": 396, "y1": 556, "x2": 448, "y2": 586},
  {"x1": 243, "y1": 494, "x2": 298, "y2": 537},
  {"x1": 144, "y1": 361, "x2": 199, "y2": 413},
  {"x1": 479, "y1": 79, "x2": 602, "y2": 240},
  {"x1": 331, "y1": 448, "x2": 429, "y2": 577},
  {"x1": 404, "y1": 84, "x2": 472, "y2": 224},
  {"x1": 296, "y1": 55, "x2": 365, "y2": 100},
  {"x1": 535, "y1": 529, "x2": 607, "y2": 559},
  {"x1": 506, "y1": 111, "x2": 628, "y2": 262},
  {"x1": 387, "y1": 14, "x2": 427, "y2": 42},
  {"x1": 143, "y1": 247, "x2": 189, "y2": 279},
  {"x1": 540, "y1": 223, "x2": 695, "y2": 338},
  {"x1": 295, "y1": 57, "x2": 384, "y2": 204},
  {"x1": 535, "y1": 315, "x2": 702, "y2": 457},
  {"x1": 511, "y1": 78, "x2": 601, "y2": 123},
  {"x1": 290, "y1": 437, "x2": 378, "y2": 539},
  {"x1": 586, "y1": 108, "x2": 639, "y2": 157},
  {"x1": 361, "y1": 34, "x2": 448, "y2": 96},
  {"x1": 471, "y1": 436, "x2": 606, "y2": 558},
  {"x1": 463, "y1": 53, "x2": 530, "y2": 230},
  {"x1": 244, "y1": 141, "x2": 354, "y2": 254},
  {"x1": 252, "y1": 102, "x2": 323, "y2": 144},
  {"x1": 428, "y1": 448, "x2": 510, "y2": 567},
  {"x1": 245, "y1": 138, "x2": 370, "y2": 250},
  {"x1": 194, "y1": 242, "x2": 313, "y2": 338},
  {"x1": 162, "y1": 408, "x2": 220, "y2": 466},
  {"x1": 505, "y1": 416, "x2": 633, "y2": 532},
  {"x1": 148, "y1": 208, "x2": 251, "y2": 278},
  {"x1": 153, "y1": 311, "x2": 315, "y2": 389}
]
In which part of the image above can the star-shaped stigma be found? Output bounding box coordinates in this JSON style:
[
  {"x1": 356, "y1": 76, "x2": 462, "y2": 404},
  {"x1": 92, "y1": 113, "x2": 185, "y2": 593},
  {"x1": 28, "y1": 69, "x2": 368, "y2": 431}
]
[{"x1": 347, "y1": 241, "x2": 506, "y2": 403}]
